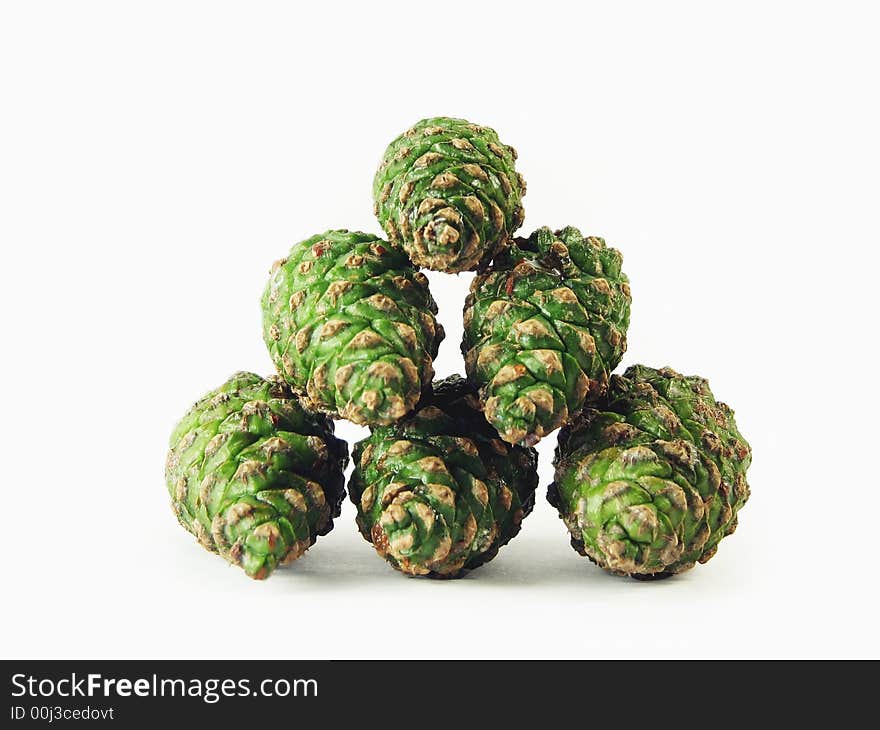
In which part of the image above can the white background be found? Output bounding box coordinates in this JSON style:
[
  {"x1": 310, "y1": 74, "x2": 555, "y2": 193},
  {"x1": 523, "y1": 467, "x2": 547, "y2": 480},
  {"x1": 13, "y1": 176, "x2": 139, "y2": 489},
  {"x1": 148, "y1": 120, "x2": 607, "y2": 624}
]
[{"x1": 2, "y1": 1, "x2": 878, "y2": 659}]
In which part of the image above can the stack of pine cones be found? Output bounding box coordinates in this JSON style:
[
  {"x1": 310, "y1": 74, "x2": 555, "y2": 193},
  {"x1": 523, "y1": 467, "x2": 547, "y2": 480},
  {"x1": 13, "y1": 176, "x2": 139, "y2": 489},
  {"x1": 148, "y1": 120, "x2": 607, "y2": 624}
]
[{"x1": 166, "y1": 118, "x2": 751, "y2": 582}]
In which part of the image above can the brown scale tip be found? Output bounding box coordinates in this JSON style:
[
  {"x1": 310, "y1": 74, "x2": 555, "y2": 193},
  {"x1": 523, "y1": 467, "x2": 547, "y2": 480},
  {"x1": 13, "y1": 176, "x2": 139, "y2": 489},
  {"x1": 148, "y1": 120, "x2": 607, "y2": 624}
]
[{"x1": 311, "y1": 240, "x2": 331, "y2": 258}]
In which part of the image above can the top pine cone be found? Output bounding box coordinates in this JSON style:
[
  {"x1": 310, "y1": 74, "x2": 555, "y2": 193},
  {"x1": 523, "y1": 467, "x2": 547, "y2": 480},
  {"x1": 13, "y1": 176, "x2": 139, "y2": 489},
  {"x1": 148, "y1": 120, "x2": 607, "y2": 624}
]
[{"x1": 373, "y1": 117, "x2": 526, "y2": 273}]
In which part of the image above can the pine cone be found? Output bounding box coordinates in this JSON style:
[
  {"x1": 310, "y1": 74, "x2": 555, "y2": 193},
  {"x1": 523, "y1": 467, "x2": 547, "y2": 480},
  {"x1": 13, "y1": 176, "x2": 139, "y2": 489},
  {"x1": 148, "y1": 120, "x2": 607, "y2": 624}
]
[
  {"x1": 349, "y1": 375, "x2": 538, "y2": 577},
  {"x1": 373, "y1": 117, "x2": 525, "y2": 273},
  {"x1": 165, "y1": 372, "x2": 348, "y2": 579},
  {"x1": 261, "y1": 230, "x2": 444, "y2": 425},
  {"x1": 549, "y1": 365, "x2": 751, "y2": 579},
  {"x1": 462, "y1": 226, "x2": 631, "y2": 447}
]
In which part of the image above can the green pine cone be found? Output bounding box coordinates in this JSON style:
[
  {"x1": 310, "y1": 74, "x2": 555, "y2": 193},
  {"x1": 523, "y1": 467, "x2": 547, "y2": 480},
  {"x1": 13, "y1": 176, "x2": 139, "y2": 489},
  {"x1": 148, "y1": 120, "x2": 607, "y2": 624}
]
[
  {"x1": 349, "y1": 375, "x2": 538, "y2": 578},
  {"x1": 261, "y1": 230, "x2": 444, "y2": 426},
  {"x1": 165, "y1": 372, "x2": 348, "y2": 579},
  {"x1": 373, "y1": 117, "x2": 525, "y2": 273},
  {"x1": 462, "y1": 226, "x2": 631, "y2": 447},
  {"x1": 549, "y1": 365, "x2": 751, "y2": 579}
]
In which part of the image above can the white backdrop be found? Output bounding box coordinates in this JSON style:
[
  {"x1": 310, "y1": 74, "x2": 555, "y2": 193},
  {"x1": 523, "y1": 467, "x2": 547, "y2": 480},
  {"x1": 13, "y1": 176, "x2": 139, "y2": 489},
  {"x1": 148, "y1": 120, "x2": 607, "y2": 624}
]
[{"x1": 2, "y1": 1, "x2": 878, "y2": 659}]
